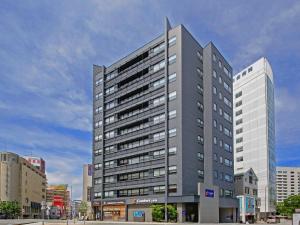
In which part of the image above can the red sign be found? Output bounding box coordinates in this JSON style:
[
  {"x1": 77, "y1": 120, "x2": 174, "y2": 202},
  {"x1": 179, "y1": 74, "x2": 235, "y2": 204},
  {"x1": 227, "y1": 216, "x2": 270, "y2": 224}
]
[{"x1": 53, "y1": 195, "x2": 64, "y2": 209}]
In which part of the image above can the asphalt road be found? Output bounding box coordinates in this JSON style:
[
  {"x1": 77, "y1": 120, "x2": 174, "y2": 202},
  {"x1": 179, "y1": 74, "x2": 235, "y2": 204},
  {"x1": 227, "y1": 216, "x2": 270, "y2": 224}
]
[
  {"x1": 0, "y1": 220, "x2": 293, "y2": 225},
  {"x1": 0, "y1": 219, "x2": 66, "y2": 225}
]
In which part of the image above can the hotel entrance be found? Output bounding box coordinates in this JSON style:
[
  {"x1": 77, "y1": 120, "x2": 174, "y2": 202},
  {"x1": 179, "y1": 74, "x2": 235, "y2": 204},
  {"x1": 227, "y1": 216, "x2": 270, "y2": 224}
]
[{"x1": 103, "y1": 203, "x2": 126, "y2": 221}]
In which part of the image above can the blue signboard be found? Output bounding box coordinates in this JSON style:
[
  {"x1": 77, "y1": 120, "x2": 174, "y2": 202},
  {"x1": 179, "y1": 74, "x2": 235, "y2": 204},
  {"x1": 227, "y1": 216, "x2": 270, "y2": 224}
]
[
  {"x1": 88, "y1": 164, "x2": 93, "y2": 176},
  {"x1": 245, "y1": 196, "x2": 255, "y2": 214},
  {"x1": 133, "y1": 211, "x2": 145, "y2": 218},
  {"x1": 205, "y1": 189, "x2": 214, "y2": 198}
]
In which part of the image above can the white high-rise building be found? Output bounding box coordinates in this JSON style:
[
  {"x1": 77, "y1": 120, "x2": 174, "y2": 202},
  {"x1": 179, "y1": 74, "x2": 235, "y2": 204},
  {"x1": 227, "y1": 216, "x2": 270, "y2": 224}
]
[
  {"x1": 276, "y1": 167, "x2": 300, "y2": 203},
  {"x1": 233, "y1": 57, "x2": 276, "y2": 215}
]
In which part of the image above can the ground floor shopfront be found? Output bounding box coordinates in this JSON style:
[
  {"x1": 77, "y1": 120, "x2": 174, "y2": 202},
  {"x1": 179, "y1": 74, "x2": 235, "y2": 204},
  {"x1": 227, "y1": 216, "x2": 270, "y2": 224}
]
[
  {"x1": 22, "y1": 202, "x2": 42, "y2": 219},
  {"x1": 93, "y1": 196, "x2": 238, "y2": 223}
]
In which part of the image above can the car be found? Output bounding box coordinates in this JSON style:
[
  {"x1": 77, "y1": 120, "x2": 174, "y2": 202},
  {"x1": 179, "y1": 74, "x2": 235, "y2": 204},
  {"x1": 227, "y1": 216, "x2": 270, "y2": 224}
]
[{"x1": 266, "y1": 216, "x2": 277, "y2": 223}]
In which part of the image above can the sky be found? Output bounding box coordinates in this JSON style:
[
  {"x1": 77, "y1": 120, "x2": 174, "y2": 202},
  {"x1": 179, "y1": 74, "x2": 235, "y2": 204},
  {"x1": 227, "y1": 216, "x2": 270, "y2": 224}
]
[{"x1": 0, "y1": 0, "x2": 300, "y2": 200}]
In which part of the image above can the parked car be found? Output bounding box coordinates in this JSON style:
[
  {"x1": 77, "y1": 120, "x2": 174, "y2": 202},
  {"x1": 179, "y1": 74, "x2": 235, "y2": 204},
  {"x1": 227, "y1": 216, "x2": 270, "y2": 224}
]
[{"x1": 267, "y1": 216, "x2": 278, "y2": 223}]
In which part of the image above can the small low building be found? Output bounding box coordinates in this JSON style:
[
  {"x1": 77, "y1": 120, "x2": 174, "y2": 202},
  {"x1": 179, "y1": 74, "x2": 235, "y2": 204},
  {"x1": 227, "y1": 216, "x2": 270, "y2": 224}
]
[{"x1": 235, "y1": 168, "x2": 259, "y2": 223}]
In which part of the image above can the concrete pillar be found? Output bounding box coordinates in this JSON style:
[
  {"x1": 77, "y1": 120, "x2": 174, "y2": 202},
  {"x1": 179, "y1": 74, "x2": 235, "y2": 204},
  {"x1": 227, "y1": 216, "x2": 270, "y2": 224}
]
[
  {"x1": 233, "y1": 207, "x2": 237, "y2": 222},
  {"x1": 125, "y1": 204, "x2": 128, "y2": 221},
  {"x1": 177, "y1": 203, "x2": 186, "y2": 223},
  {"x1": 198, "y1": 202, "x2": 201, "y2": 223},
  {"x1": 242, "y1": 214, "x2": 246, "y2": 223}
]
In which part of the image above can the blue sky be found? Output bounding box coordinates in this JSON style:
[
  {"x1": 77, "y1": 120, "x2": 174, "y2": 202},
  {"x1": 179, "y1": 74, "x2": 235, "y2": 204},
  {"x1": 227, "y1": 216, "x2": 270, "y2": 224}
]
[{"x1": 0, "y1": 0, "x2": 300, "y2": 199}]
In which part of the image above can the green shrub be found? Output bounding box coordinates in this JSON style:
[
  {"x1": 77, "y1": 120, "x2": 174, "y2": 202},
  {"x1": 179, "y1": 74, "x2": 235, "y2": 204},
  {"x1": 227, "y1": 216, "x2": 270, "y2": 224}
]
[
  {"x1": 276, "y1": 195, "x2": 300, "y2": 218},
  {"x1": 0, "y1": 201, "x2": 21, "y2": 218},
  {"x1": 151, "y1": 204, "x2": 164, "y2": 222},
  {"x1": 167, "y1": 204, "x2": 177, "y2": 222},
  {"x1": 151, "y1": 204, "x2": 177, "y2": 222}
]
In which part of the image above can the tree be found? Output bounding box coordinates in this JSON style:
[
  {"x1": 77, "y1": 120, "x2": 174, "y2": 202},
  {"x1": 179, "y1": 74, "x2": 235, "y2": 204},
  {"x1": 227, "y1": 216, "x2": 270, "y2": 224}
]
[
  {"x1": 0, "y1": 201, "x2": 21, "y2": 219},
  {"x1": 78, "y1": 201, "x2": 88, "y2": 224},
  {"x1": 276, "y1": 195, "x2": 300, "y2": 217}
]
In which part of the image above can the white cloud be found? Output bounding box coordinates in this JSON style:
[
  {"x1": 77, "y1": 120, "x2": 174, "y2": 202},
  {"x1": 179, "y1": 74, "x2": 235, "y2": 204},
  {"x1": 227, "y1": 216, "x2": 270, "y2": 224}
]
[{"x1": 232, "y1": 1, "x2": 300, "y2": 70}]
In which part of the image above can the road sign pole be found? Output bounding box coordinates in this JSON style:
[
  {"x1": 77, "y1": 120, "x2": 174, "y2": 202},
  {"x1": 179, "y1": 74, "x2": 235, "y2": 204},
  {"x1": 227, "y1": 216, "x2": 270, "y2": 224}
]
[{"x1": 42, "y1": 209, "x2": 44, "y2": 225}]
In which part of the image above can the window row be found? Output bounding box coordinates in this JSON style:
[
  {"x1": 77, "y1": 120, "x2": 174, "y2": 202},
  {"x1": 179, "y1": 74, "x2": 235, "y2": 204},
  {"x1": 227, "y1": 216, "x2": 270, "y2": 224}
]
[
  {"x1": 212, "y1": 53, "x2": 232, "y2": 79},
  {"x1": 213, "y1": 104, "x2": 232, "y2": 123},
  {"x1": 213, "y1": 154, "x2": 233, "y2": 168},
  {"x1": 94, "y1": 184, "x2": 178, "y2": 199}
]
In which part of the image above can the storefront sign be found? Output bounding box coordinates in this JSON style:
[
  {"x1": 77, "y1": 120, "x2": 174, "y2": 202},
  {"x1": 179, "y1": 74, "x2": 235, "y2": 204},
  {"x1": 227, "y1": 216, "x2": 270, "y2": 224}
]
[
  {"x1": 205, "y1": 189, "x2": 214, "y2": 198},
  {"x1": 135, "y1": 198, "x2": 158, "y2": 204},
  {"x1": 93, "y1": 201, "x2": 101, "y2": 206},
  {"x1": 133, "y1": 211, "x2": 145, "y2": 217},
  {"x1": 103, "y1": 201, "x2": 125, "y2": 205}
]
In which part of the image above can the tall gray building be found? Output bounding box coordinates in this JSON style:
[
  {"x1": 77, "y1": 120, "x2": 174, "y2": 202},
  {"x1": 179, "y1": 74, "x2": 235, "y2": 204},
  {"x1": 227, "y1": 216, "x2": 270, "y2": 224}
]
[{"x1": 92, "y1": 18, "x2": 237, "y2": 223}]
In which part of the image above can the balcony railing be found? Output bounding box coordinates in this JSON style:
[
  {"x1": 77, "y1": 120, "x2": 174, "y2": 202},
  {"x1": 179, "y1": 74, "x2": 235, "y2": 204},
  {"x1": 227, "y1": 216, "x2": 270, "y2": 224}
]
[
  {"x1": 104, "y1": 140, "x2": 165, "y2": 161},
  {"x1": 104, "y1": 123, "x2": 165, "y2": 146},
  {"x1": 104, "y1": 158, "x2": 165, "y2": 176},
  {"x1": 103, "y1": 176, "x2": 165, "y2": 190},
  {"x1": 104, "y1": 70, "x2": 164, "y2": 103},
  {"x1": 105, "y1": 87, "x2": 165, "y2": 116},
  {"x1": 105, "y1": 104, "x2": 164, "y2": 131},
  {"x1": 105, "y1": 53, "x2": 164, "y2": 87}
]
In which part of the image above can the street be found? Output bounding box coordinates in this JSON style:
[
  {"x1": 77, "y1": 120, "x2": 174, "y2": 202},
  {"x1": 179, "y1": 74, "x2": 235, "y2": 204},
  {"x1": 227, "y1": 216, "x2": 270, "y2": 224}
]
[{"x1": 0, "y1": 220, "x2": 293, "y2": 225}]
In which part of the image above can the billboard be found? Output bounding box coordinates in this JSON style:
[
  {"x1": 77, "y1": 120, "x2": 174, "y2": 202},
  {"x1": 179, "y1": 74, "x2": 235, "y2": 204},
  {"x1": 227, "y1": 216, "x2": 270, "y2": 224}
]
[
  {"x1": 53, "y1": 195, "x2": 64, "y2": 209},
  {"x1": 24, "y1": 156, "x2": 46, "y2": 173}
]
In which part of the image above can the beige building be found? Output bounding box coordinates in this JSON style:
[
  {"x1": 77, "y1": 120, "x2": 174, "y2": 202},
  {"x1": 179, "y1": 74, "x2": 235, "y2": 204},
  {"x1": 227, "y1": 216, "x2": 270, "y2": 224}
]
[
  {"x1": 82, "y1": 164, "x2": 93, "y2": 219},
  {"x1": 276, "y1": 167, "x2": 300, "y2": 203},
  {"x1": 0, "y1": 152, "x2": 47, "y2": 218}
]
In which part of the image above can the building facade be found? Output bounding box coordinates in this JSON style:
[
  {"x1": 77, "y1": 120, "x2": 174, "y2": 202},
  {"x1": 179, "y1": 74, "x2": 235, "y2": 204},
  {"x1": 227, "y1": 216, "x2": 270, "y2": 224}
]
[
  {"x1": 276, "y1": 167, "x2": 300, "y2": 203},
  {"x1": 0, "y1": 152, "x2": 47, "y2": 218},
  {"x1": 235, "y1": 168, "x2": 259, "y2": 223},
  {"x1": 92, "y1": 18, "x2": 237, "y2": 223},
  {"x1": 82, "y1": 164, "x2": 93, "y2": 219},
  {"x1": 24, "y1": 156, "x2": 46, "y2": 174},
  {"x1": 233, "y1": 57, "x2": 276, "y2": 216}
]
